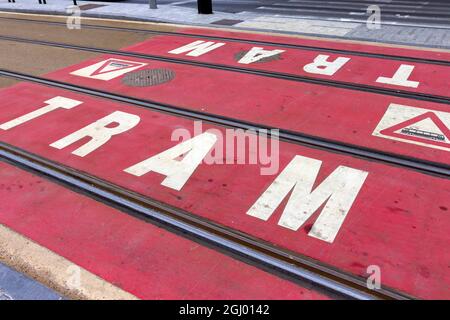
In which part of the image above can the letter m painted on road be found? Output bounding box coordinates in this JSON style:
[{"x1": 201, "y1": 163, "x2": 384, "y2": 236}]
[
  {"x1": 168, "y1": 40, "x2": 225, "y2": 57},
  {"x1": 247, "y1": 155, "x2": 368, "y2": 243}
]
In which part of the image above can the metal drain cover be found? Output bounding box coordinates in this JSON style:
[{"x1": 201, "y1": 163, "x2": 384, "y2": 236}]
[{"x1": 122, "y1": 68, "x2": 175, "y2": 87}]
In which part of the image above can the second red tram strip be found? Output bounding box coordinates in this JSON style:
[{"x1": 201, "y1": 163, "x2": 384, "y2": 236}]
[
  {"x1": 1, "y1": 34, "x2": 448, "y2": 103},
  {"x1": 40, "y1": 52, "x2": 450, "y2": 173},
  {"x1": 125, "y1": 34, "x2": 450, "y2": 98}
]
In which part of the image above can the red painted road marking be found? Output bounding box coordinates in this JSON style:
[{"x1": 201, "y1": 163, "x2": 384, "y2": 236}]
[
  {"x1": 0, "y1": 83, "x2": 448, "y2": 299},
  {"x1": 123, "y1": 35, "x2": 449, "y2": 97},
  {"x1": 45, "y1": 54, "x2": 450, "y2": 166},
  {"x1": 0, "y1": 161, "x2": 328, "y2": 299}
]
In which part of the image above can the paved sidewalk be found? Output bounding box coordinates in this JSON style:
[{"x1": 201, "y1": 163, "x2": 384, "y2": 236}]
[
  {"x1": 0, "y1": 262, "x2": 63, "y2": 300},
  {"x1": 0, "y1": 0, "x2": 449, "y2": 48}
]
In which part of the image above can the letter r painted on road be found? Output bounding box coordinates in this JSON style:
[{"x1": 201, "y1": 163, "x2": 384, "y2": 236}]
[
  {"x1": 50, "y1": 111, "x2": 140, "y2": 157},
  {"x1": 168, "y1": 40, "x2": 226, "y2": 57},
  {"x1": 247, "y1": 155, "x2": 368, "y2": 243},
  {"x1": 0, "y1": 96, "x2": 82, "y2": 130},
  {"x1": 303, "y1": 54, "x2": 350, "y2": 76}
]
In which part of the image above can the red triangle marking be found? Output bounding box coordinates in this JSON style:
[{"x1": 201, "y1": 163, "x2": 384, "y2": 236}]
[
  {"x1": 380, "y1": 111, "x2": 450, "y2": 148},
  {"x1": 90, "y1": 59, "x2": 143, "y2": 76}
]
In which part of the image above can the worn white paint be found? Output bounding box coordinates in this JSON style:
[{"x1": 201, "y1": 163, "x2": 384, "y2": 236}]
[
  {"x1": 303, "y1": 54, "x2": 350, "y2": 76},
  {"x1": 376, "y1": 64, "x2": 419, "y2": 88},
  {"x1": 247, "y1": 155, "x2": 368, "y2": 243},
  {"x1": 70, "y1": 58, "x2": 147, "y2": 81},
  {"x1": 0, "y1": 96, "x2": 82, "y2": 130},
  {"x1": 168, "y1": 40, "x2": 225, "y2": 57},
  {"x1": 237, "y1": 47, "x2": 285, "y2": 64},
  {"x1": 373, "y1": 103, "x2": 450, "y2": 151},
  {"x1": 124, "y1": 132, "x2": 217, "y2": 191},
  {"x1": 50, "y1": 111, "x2": 140, "y2": 157}
]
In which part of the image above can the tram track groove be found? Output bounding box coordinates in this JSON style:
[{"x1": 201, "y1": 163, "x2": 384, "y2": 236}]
[
  {"x1": 0, "y1": 141, "x2": 415, "y2": 300},
  {"x1": 0, "y1": 36, "x2": 450, "y2": 104},
  {"x1": 0, "y1": 15, "x2": 449, "y2": 66},
  {"x1": 0, "y1": 35, "x2": 449, "y2": 105},
  {"x1": 0, "y1": 69, "x2": 448, "y2": 178}
]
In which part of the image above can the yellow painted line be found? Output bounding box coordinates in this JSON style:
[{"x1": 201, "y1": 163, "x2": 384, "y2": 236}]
[
  {"x1": 1, "y1": 10, "x2": 449, "y2": 54},
  {"x1": 0, "y1": 224, "x2": 139, "y2": 300}
]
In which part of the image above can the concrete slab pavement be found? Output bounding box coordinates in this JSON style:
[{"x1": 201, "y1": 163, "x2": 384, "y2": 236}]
[{"x1": 0, "y1": 261, "x2": 63, "y2": 300}]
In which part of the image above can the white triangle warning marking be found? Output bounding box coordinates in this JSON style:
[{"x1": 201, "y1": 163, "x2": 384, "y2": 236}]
[
  {"x1": 70, "y1": 58, "x2": 147, "y2": 81},
  {"x1": 373, "y1": 103, "x2": 450, "y2": 152}
]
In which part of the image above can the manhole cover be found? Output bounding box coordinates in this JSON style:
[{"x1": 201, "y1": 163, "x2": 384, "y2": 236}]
[
  {"x1": 234, "y1": 50, "x2": 282, "y2": 63},
  {"x1": 122, "y1": 69, "x2": 175, "y2": 87}
]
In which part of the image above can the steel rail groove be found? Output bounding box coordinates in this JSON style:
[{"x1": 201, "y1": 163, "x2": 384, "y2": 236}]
[
  {"x1": 1, "y1": 69, "x2": 448, "y2": 177},
  {"x1": 0, "y1": 142, "x2": 415, "y2": 300},
  {"x1": 0, "y1": 15, "x2": 449, "y2": 66},
  {"x1": 1, "y1": 35, "x2": 449, "y2": 106}
]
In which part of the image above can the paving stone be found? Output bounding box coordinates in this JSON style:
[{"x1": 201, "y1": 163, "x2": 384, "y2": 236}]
[{"x1": 0, "y1": 262, "x2": 64, "y2": 300}]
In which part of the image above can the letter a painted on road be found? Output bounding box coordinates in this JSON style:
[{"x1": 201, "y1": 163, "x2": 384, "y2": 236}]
[{"x1": 70, "y1": 58, "x2": 147, "y2": 81}]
